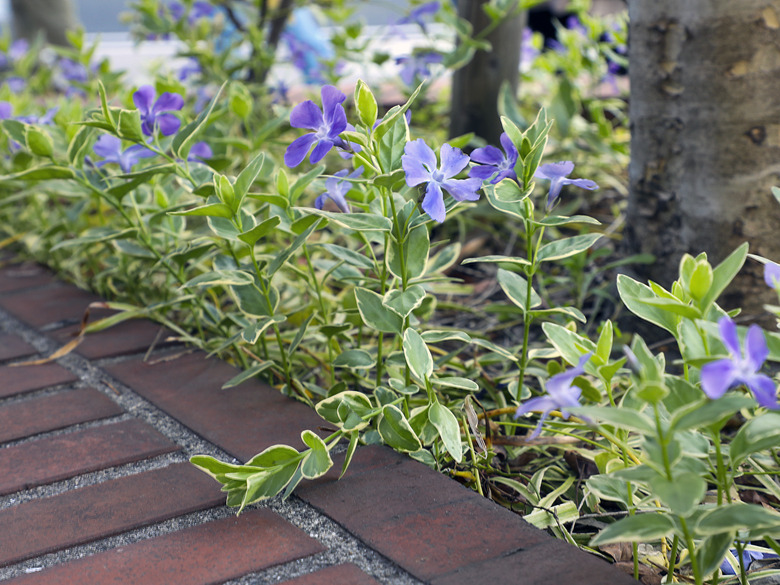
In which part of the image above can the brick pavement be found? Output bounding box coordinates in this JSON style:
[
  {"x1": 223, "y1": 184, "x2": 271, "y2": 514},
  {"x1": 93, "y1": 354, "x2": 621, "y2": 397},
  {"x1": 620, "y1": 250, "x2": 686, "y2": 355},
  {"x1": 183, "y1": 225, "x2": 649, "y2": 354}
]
[{"x1": 0, "y1": 258, "x2": 638, "y2": 584}]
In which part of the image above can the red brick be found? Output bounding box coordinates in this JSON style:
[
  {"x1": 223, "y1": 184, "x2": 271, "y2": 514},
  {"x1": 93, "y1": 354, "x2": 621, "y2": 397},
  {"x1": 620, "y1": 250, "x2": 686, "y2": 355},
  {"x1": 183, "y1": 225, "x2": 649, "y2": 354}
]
[
  {"x1": 354, "y1": 497, "x2": 551, "y2": 581},
  {"x1": 50, "y1": 319, "x2": 177, "y2": 360},
  {"x1": 0, "y1": 387, "x2": 122, "y2": 443},
  {"x1": 104, "y1": 352, "x2": 326, "y2": 462},
  {"x1": 298, "y1": 446, "x2": 475, "y2": 526},
  {"x1": 6, "y1": 509, "x2": 324, "y2": 585},
  {"x1": 0, "y1": 333, "x2": 36, "y2": 362},
  {"x1": 0, "y1": 263, "x2": 56, "y2": 294},
  {"x1": 0, "y1": 419, "x2": 178, "y2": 496},
  {"x1": 0, "y1": 462, "x2": 223, "y2": 567},
  {"x1": 281, "y1": 565, "x2": 382, "y2": 585},
  {"x1": 0, "y1": 363, "x2": 78, "y2": 399},
  {"x1": 0, "y1": 284, "x2": 105, "y2": 328},
  {"x1": 430, "y1": 537, "x2": 639, "y2": 585}
]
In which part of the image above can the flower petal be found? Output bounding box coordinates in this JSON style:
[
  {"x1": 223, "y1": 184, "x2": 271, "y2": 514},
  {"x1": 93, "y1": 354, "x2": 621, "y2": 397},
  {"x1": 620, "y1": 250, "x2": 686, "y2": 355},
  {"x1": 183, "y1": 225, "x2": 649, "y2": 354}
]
[
  {"x1": 155, "y1": 113, "x2": 181, "y2": 136},
  {"x1": 499, "y1": 132, "x2": 518, "y2": 163},
  {"x1": 744, "y1": 324, "x2": 769, "y2": 372},
  {"x1": 284, "y1": 133, "x2": 317, "y2": 167},
  {"x1": 93, "y1": 134, "x2": 121, "y2": 159},
  {"x1": 421, "y1": 181, "x2": 446, "y2": 223},
  {"x1": 546, "y1": 177, "x2": 564, "y2": 209},
  {"x1": 326, "y1": 102, "x2": 348, "y2": 137},
  {"x1": 535, "y1": 161, "x2": 574, "y2": 180},
  {"x1": 320, "y1": 85, "x2": 347, "y2": 120},
  {"x1": 718, "y1": 316, "x2": 741, "y2": 357},
  {"x1": 152, "y1": 91, "x2": 184, "y2": 113},
  {"x1": 700, "y1": 359, "x2": 738, "y2": 400},
  {"x1": 404, "y1": 138, "x2": 437, "y2": 173},
  {"x1": 514, "y1": 396, "x2": 558, "y2": 418},
  {"x1": 402, "y1": 139, "x2": 435, "y2": 186},
  {"x1": 468, "y1": 165, "x2": 498, "y2": 181},
  {"x1": 765, "y1": 262, "x2": 780, "y2": 289},
  {"x1": 438, "y1": 143, "x2": 469, "y2": 178},
  {"x1": 565, "y1": 178, "x2": 599, "y2": 191},
  {"x1": 133, "y1": 85, "x2": 155, "y2": 113},
  {"x1": 308, "y1": 138, "x2": 334, "y2": 164},
  {"x1": 441, "y1": 177, "x2": 482, "y2": 202},
  {"x1": 290, "y1": 100, "x2": 324, "y2": 130},
  {"x1": 469, "y1": 145, "x2": 504, "y2": 166},
  {"x1": 747, "y1": 374, "x2": 779, "y2": 409}
]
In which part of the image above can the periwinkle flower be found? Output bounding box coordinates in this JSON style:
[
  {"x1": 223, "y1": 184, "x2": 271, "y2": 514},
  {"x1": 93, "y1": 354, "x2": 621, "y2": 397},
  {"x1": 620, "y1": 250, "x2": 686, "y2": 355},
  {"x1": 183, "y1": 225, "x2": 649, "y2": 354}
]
[
  {"x1": 520, "y1": 27, "x2": 539, "y2": 70},
  {"x1": 534, "y1": 161, "x2": 598, "y2": 210},
  {"x1": 701, "y1": 316, "x2": 778, "y2": 409},
  {"x1": 93, "y1": 135, "x2": 156, "y2": 173},
  {"x1": 5, "y1": 77, "x2": 25, "y2": 93},
  {"x1": 59, "y1": 58, "x2": 88, "y2": 83},
  {"x1": 764, "y1": 261, "x2": 780, "y2": 289},
  {"x1": 177, "y1": 58, "x2": 201, "y2": 82},
  {"x1": 396, "y1": 2, "x2": 439, "y2": 33},
  {"x1": 284, "y1": 85, "x2": 348, "y2": 168},
  {"x1": 402, "y1": 139, "x2": 482, "y2": 223},
  {"x1": 514, "y1": 354, "x2": 591, "y2": 439},
  {"x1": 395, "y1": 52, "x2": 442, "y2": 87},
  {"x1": 188, "y1": 141, "x2": 212, "y2": 163},
  {"x1": 133, "y1": 85, "x2": 184, "y2": 137},
  {"x1": 315, "y1": 167, "x2": 363, "y2": 213},
  {"x1": 720, "y1": 548, "x2": 776, "y2": 575},
  {"x1": 0, "y1": 102, "x2": 11, "y2": 120},
  {"x1": 283, "y1": 8, "x2": 334, "y2": 84},
  {"x1": 469, "y1": 132, "x2": 518, "y2": 184}
]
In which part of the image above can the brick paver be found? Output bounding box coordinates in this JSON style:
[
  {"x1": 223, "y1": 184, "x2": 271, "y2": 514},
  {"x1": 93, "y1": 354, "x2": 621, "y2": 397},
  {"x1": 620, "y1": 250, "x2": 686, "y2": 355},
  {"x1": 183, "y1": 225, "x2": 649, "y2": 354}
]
[
  {"x1": 0, "y1": 420, "x2": 178, "y2": 496},
  {"x1": 6, "y1": 510, "x2": 324, "y2": 585},
  {"x1": 0, "y1": 261, "x2": 638, "y2": 584},
  {"x1": 0, "y1": 388, "x2": 122, "y2": 443},
  {"x1": 0, "y1": 363, "x2": 78, "y2": 399},
  {"x1": 0, "y1": 463, "x2": 223, "y2": 567}
]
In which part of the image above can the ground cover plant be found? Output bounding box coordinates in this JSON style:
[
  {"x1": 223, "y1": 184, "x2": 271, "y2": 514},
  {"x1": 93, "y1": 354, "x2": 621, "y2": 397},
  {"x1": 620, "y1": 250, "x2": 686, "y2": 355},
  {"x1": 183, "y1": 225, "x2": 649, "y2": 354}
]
[{"x1": 0, "y1": 1, "x2": 779, "y2": 583}]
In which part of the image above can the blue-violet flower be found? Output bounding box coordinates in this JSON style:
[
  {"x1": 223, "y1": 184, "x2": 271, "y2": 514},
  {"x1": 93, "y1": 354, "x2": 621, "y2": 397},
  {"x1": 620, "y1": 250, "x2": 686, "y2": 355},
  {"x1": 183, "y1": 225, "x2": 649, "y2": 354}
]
[
  {"x1": 402, "y1": 139, "x2": 482, "y2": 223},
  {"x1": 469, "y1": 132, "x2": 518, "y2": 184},
  {"x1": 514, "y1": 354, "x2": 591, "y2": 439},
  {"x1": 395, "y1": 52, "x2": 442, "y2": 87},
  {"x1": 93, "y1": 135, "x2": 156, "y2": 173},
  {"x1": 764, "y1": 261, "x2": 780, "y2": 289},
  {"x1": 315, "y1": 167, "x2": 363, "y2": 213},
  {"x1": 133, "y1": 85, "x2": 184, "y2": 137},
  {"x1": 534, "y1": 161, "x2": 598, "y2": 210},
  {"x1": 284, "y1": 85, "x2": 348, "y2": 168},
  {"x1": 701, "y1": 316, "x2": 778, "y2": 409}
]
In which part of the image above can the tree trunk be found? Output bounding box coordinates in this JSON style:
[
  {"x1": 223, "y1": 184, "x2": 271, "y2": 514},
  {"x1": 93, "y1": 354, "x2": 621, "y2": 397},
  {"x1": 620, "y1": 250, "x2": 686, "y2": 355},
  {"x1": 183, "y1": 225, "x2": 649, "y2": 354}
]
[
  {"x1": 449, "y1": 0, "x2": 525, "y2": 145},
  {"x1": 625, "y1": 0, "x2": 780, "y2": 319},
  {"x1": 11, "y1": 0, "x2": 79, "y2": 47}
]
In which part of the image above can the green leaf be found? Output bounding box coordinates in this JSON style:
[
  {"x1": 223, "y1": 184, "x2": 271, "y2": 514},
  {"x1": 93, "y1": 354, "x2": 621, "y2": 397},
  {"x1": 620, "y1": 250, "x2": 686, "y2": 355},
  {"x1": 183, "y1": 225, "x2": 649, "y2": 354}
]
[
  {"x1": 378, "y1": 114, "x2": 409, "y2": 174},
  {"x1": 383, "y1": 285, "x2": 426, "y2": 319},
  {"x1": 534, "y1": 214, "x2": 601, "y2": 227},
  {"x1": 315, "y1": 391, "x2": 374, "y2": 431},
  {"x1": 373, "y1": 169, "x2": 406, "y2": 189},
  {"x1": 182, "y1": 269, "x2": 254, "y2": 288},
  {"x1": 421, "y1": 330, "x2": 472, "y2": 344},
  {"x1": 428, "y1": 401, "x2": 463, "y2": 463},
  {"x1": 239, "y1": 462, "x2": 300, "y2": 510},
  {"x1": 378, "y1": 404, "x2": 422, "y2": 452},
  {"x1": 221, "y1": 361, "x2": 274, "y2": 388},
  {"x1": 0, "y1": 165, "x2": 75, "y2": 181},
  {"x1": 355, "y1": 79, "x2": 378, "y2": 128},
  {"x1": 116, "y1": 109, "x2": 144, "y2": 141},
  {"x1": 670, "y1": 395, "x2": 754, "y2": 433},
  {"x1": 462, "y1": 254, "x2": 531, "y2": 268},
  {"x1": 333, "y1": 349, "x2": 374, "y2": 369},
  {"x1": 233, "y1": 153, "x2": 269, "y2": 210},
  {"x1": 296, "y1": 207, "x2": 392, "y2": 232},
  {"x1": 374, "y1": 81, "x2": 422, "y2": 143},
  {"x1": 537, "y1": 234, "x2": 602, "y2": 263},
  {"x1": 50, "y1": 227, "x2": 138, "y2": 251},
  {"x1": 170, "y1": 202, "x2": 233, "y2": 218},
  {"x1": 431, "y1": 377, "x2": 479, "y2": 392},
  {"x1": 389, "y1": 225, "x2": 429, "y2": 280},
  {"x1": 700, "y1": 242, "x2": 748, "y2": 310},
  {"x1": 289, "y1": 164, "x2": 326, "y2": 206},
  {"x1": 25, "y1": 126, "x2": 53, "y2": 157},
  {"x1": 696, "y1": 533, "x2": 735, "y2": 578},
  {"x1": 340, "y1": 432, "x2": 360, "y2": 478},
  {"x1": 241, "y1": 315, "x2": 286, "y2": 344},
  {"x1": 231, "y1": 281, "x2": 278, "y2": 317},
  {"x1": 355, "y1": 287, "x2": 403, "y2": 334},
  {"x1": 426, "y1": 242, "x2": 462, "y2": 275},
  {"x1": 617, "y1": 274, "x2": 678, "y2": 334},
  {"x1": 497, "y1": 268, "x2": 541, "y2": 311},
  {"x1": 696, "y1": 503, "x2": 780, "y2": 536},
  {"x1": 586, "y1": 475, "x2": 634, "y2": 507},
  {"x1": 729, "y1": 412, "x2": 780, "y2": 467},
  {"x1": 403, "y1": 328, "x2": 434, "y2": 380},
  {"x1": 567, "y1": 405, "x2": 655, "y2": 435},
  {"x1": 267, "y1": 217, "x2": 321, "y2": 276},
  {"x1": 590, "y1": 513, "x2": 675, "y2": 545},
  {"x1": 524, "y1": 501, "x2": 579, "y2": 530},
  {"x1": 66, "y1": 125, "x2": 94, "y2": 166},
  {"x1": 238, "y1": 216, "x2": 281, "y2": 247},
  {"x1": 648, "y1": 472, "x2": 706, "y2": 517},
  {"x1": 484, "y1": 182, "x2": 531, "y2": 221},
  {"x1": 541, "y1": 323, "x2": 596, "y2": 365},
  {"x1": 300, "y1": 430, "x2": 333, "y2": 479},
  {"x1": 640, "y1": 297, "x2": 702, "y2": 320},
  {"x1": 173, "y1": 81, "x2": 223, "y2": 159},
  {"x1": 190, "y1": 454, "x2": 245, "y2": 479}
]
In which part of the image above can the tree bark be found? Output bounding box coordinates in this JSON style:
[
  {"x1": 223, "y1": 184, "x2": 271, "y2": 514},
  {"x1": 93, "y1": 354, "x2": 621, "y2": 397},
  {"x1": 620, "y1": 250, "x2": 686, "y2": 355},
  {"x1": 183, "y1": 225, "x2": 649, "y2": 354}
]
[
  {"x1": 625, "y1": 0, "x2": 780, "y2": 319},
  {"x1": 449, "y1": 0, "x2": 525, "y2": 145},
  {"x1": 11, "y1": 0, "x2": 79, "y2": 47}
]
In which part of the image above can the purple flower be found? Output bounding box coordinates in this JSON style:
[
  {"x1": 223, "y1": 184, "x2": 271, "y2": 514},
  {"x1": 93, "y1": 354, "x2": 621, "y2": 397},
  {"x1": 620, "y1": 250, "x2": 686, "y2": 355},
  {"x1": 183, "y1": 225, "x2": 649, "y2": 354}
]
[
  {"x1": 93, "y1": 135, "x2": 156, "y2": 173},
  {"x1": 0, "y1": 102, "x2": 11, "y2": 120},
  {"x1": 188, "y1": 141, "x2": 212, "y2": 163},
  {"x1": 17, "y1": 107, "x2": 58, "y2": 126},
  {"x1": 701, "y1": 316, "x2": 778, "y2": 409},
  {"x1": 177, "y1": 58, "x2": 201, "y2": 82},
  {"x1": 520, "y1": 28, "x2": 539, "y2": 70},
  {"x1": 469, "y1": 132, "x2": 518, "y2": 184},
  {"x1": 395, "y1": 52, "x2": 442, "y2": 87},
  {"x1": 190, "y1": 1, "x2": 215, "y2": 22},
  {"x1": 315, "y1": 167, "x2": 363, "y2": 213},
  {"x1": 5, "y1": 77, "x2": 25, "y2": 93},
  {"x1": 59, "y1": 58, "x2": 88, "y2": 83},
  {"x1": 534, "y1": 161, "x2": 598, "y2": 210},
  {"x1": 284, "y1": 85, "x2": 348, "y2": 168},
  {"x1": 396, "y1": 2, "x2": 439, "y2": 33},
  {"x1": 402, "y1": 139, "x2": 482, "y2": 223},
  {"x1": 720, "y1": 548, "x2": 776, "y2": 575},
  {"x1": 764, "y1": 262, "x2": 780, "y2": 289},
  {"x1": 514, "y1": 354, "x2": 591, "y2": 439},
  {"x1": 133, "y1": 85, "x2": 184, "y2": 137}
]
